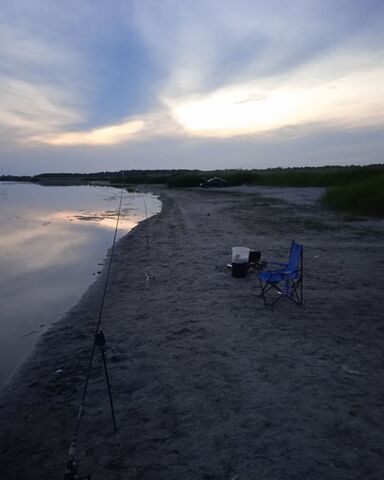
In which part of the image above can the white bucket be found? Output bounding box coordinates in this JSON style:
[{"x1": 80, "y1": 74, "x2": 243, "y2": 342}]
[{"x1": 232, "y1": 247, "x2": 250, "y2": 263}]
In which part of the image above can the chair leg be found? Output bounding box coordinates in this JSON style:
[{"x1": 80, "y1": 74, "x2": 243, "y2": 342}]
[
  {"x1": 258, "y1": 278, "x2": 267, "y2": 304},
  {"x1": 259, "y1": 278, "x2": 303, "y2": 306},
  {"x1": 287, "y1": 279, "x2": 303, "y2": 305},
  {"x1": 259, "y1": 280, "x2": 284, "y2": 305}
]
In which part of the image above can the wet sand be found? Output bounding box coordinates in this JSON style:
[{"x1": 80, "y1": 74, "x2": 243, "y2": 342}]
[{"x1": 1, "y1": 186, "x2": 384, "y2": 480}]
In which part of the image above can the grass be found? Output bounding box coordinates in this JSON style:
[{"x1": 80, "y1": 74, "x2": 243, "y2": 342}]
[
  {"x1": 252, "y1": 165, "x2": 384, "y2": 187},
  {"x1": 321, "y1": 174, "x2": 384, "y2": 218},
  {"x1": 166, "y1": 165, "x2": 384, "y2": 189}
]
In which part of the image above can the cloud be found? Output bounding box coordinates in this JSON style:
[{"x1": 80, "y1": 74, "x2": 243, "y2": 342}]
[
  {"x1": 0, "y1": 13, "x2": 86, "y2": 146},
  {"x1": 0, "y1": 23, "x2": 80, "y2": 79},
  {"x1": 0, "y1": 76, "x2": 82, "y2": 142},
  {"x1": 32, "y1": 119, "x2": 145, "y2": 146},
  {"x1": 29, "y1": 108, "x2": 188, "y2": 146},
  {"x1": 132, "y1": 0, "x2": 384, "y2": 96},
  {"x1": 164, "y1": 51, "x2": 384, "y2": 138}
]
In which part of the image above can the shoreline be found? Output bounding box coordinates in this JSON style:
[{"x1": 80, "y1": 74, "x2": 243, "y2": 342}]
[{"x1": 1, "y1": 186, "x2": 384, "y2": 479}]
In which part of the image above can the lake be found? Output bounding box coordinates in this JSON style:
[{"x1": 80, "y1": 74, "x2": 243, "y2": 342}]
[{"x1": 0, "y1": 183, "x2": 161, "y2": 388}]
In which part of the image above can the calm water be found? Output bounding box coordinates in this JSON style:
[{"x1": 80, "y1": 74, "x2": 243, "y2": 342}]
[{"x1": 0, "y1": 183, "x2": 161, "y2": 387}]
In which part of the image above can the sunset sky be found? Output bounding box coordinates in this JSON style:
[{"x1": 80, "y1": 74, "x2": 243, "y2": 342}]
[{"x1": 1, "y1": 0, "x2": 383, "y2": 174}]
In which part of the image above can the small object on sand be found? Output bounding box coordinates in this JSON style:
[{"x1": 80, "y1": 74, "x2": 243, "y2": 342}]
[
  {"x1": 232, "y1": 261, "x2": 248, "y2": 277},
  {"x1": 232, "y1": 247, "x2": 250, "y2": 263},
  {"x1": 231, "y1": 247, "x2": 250, "y2": 277},
  {"x1": 249, "y1": 250, "x2": 261, "y2": 263},
  {"x1": 145, "y1": 271, "x2": 152, "y2": 290},
  {"x1": 342, "y1": 365, "x2": 363, "y2": 376},
  {"x1": 20, "y1": 330, "x2": 38, "y2": 338}
]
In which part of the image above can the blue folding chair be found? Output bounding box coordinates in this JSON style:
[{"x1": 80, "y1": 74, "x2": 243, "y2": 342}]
[{"x1": 258, "y1": 241, "x2": 303, "y2": 305}]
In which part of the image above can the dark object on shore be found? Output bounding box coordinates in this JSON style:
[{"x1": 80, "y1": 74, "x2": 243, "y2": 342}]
[
  {"x1": 249, "y1": 250, "x2": 261, "y2": 263},
  {"x1": 231, "y1": 246, "x2": 250, "y2": 278},
  {"x1": 200, "y1": 177, "x2": 227, "y2": 188},
  {"x1": 232, "y1": 261, "x2": 248, "y2": 277},
  {"x1": 258, "y1": 260, "x2": 268, "y2": 270},
  {"x1": 229, "y1": 248, "x2": 264, "y2": 277},
  {"x1": 248, "y1": 260, "x2": 267, "y2": 273}
]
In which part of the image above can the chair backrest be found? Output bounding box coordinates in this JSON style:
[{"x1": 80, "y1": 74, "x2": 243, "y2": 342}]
[{"x1": 286, "y1": 241, "x2": 303, "y2": 273}]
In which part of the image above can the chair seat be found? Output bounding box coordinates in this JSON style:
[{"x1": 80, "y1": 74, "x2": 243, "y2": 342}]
[
  {"x1": 258, "y1": 271, "x2": 284, "y2": 283},
  {"x1": 259, "y1": 269, "x2": 300, "y2": 282}
]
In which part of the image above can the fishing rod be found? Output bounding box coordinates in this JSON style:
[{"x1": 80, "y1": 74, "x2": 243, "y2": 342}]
[
  {"x1": 64, "y1": 189, "x2": 123, "y2": 480},
  {"x1": 141, "y1": 190, "x2": 153, "y2": 291}
]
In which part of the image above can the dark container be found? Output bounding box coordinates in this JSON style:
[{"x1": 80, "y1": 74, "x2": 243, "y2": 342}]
[
  {"x1": 249, "y1": 251, "x2": 261, "y2": 263},
  {"x1": 232, "y1": 262, "x2": 248, "y2": 278}
]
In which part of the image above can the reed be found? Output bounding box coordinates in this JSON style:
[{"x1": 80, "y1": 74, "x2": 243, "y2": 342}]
[
  {"x1": 252, "y1": 165, "x2": 384, "y2": 187},
  {"x1": 321, "y1": 174, "x2": 384, "y2": 217},
  {"x1": 166, "y1": 165, "x2": 384, "y2": 189}
]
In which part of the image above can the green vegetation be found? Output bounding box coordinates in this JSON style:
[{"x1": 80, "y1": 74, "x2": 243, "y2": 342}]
[
  {"x1": 161, "y1": 164, "x2": 384, "y2": 189},
  {"x1": 250, "y1": 165, "x2": 384, "y2": 187},
  {"x1": 321, "y1": 174, "x2": 384, "y2": 217},
  {"x1": 167, "y1": 173, "x2": 202, "y2": 188},
  {"x1": 1, "y1": 164, "x2": 383, "y2": 217}
]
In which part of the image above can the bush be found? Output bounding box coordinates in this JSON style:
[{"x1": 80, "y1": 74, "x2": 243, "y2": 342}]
[
  {"x1": 252, "y1": 165, "x2": 384, "y2": 188},
  {"x1": 167, "y1": 174, "x2": 202, "y2": 188},
  {"x1": 222, "y1": 171, "x2": 258, "y2": 186},
  {"x1": 321, "y1": 174, "x2": 384, "y2": 217}
]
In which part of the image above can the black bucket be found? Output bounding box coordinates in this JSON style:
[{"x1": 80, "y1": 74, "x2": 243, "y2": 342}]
[
  {"x1": 232, "y1": 261, "x2": 248, "y2": 278},
  {"x1": 249, "y1": 250, "x2": 261, "y2": 263}
]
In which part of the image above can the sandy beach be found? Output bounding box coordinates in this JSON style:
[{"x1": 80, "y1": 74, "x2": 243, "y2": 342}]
[{"x1": 1, "y1": 185, "x2": 384, "y2": 480}]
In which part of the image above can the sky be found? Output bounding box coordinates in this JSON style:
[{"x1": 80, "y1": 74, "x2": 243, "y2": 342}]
[{"x1": 0, "y1": 0, "x2": 383, "y2": 175}]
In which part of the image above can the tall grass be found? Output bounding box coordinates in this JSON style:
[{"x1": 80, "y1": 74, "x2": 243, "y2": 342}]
[
  {"x1": 167, "y1": 174, "x2": 202, "y2": 188},
  {"x1": 321, "y1": 174, "x2": 384, "y2": 217},
  {"x1": 164, "y1": 165, "x2": 384, "y2": 189},
  {"x1": 252, "y1": 165, "x2": 384, "y2": 187}
]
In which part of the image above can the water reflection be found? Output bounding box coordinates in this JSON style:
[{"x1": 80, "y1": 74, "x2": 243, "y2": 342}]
[
  {"x1": 50, "y1": 209, "x2": 140, "y2": 230},
  {"x1": 0, "y1": 183, "x2": 161, "y2": 387}
]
